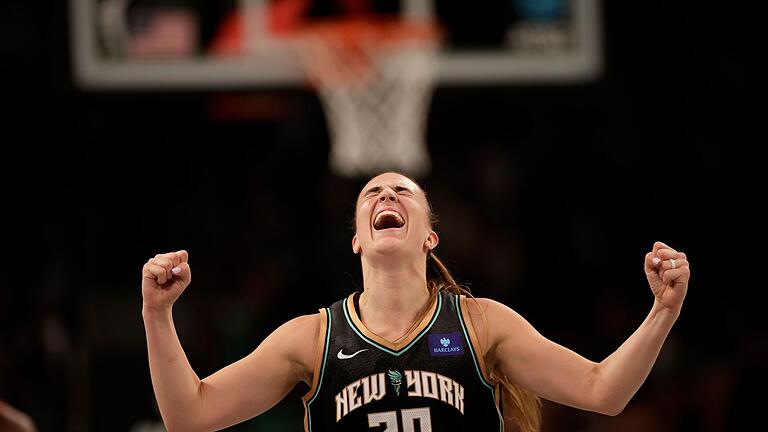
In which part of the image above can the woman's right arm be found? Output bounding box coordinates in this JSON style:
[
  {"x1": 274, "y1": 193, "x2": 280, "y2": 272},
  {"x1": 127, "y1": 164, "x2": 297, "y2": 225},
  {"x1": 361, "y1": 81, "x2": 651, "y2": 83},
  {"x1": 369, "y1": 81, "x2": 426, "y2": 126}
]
[{"x1": 142, "y1": 251, "x2": 319, "y2": 432}]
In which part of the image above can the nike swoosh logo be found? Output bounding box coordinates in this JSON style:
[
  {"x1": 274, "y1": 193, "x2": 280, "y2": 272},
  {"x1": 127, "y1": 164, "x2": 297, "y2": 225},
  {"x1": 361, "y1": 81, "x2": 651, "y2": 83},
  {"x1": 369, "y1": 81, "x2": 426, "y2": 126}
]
[{"x1": 337, "y1": 348, "x2": 368, "y2": 360}]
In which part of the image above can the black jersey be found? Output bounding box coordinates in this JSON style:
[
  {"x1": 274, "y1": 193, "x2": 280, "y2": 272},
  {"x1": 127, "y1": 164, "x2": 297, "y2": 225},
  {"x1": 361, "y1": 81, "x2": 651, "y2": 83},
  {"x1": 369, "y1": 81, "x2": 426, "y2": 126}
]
[{"x1": 302, "y1": 291, "x2": 503, "y2": 431}]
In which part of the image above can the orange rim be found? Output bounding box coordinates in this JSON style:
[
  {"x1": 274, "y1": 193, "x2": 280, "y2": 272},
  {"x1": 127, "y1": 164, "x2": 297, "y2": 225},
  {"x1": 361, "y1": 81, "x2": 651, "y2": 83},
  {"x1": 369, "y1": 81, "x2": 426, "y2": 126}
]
[{"x1": 290, "y1": 17, "x2": 441, "y2": 87}]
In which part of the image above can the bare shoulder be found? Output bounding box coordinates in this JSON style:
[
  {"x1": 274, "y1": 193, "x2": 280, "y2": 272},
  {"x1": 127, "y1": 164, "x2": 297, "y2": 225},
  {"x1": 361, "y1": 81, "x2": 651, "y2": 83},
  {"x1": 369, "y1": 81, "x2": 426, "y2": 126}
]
[
  {"x1": 460, "y1": 296, "x2": 528, "y2": 355},
  {"x1": 462, "y1": 296, "x2": 519, "y2": 325},
  {"x1": 279, "y1": 312, "x2": 321, "y2": 337}
]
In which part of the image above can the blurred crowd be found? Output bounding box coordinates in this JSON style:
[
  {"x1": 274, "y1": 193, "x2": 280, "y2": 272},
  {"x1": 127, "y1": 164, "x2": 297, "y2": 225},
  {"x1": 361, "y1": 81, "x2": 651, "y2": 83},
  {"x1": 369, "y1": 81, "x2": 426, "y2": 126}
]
[{"x1": 1, "y1": 1, "x2": 765, "y2": 431}]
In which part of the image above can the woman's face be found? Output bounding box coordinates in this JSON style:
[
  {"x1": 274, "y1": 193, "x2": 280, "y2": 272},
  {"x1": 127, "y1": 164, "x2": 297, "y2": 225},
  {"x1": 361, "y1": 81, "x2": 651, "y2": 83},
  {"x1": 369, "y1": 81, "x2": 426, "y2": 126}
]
[{"x1": 353, "y1": 172, "x2": 438, "y2": 260}]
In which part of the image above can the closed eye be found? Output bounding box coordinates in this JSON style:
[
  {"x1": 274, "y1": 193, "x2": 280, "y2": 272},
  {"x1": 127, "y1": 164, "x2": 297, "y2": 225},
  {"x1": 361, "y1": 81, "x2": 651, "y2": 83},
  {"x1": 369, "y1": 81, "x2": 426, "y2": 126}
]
[{"x1": 363, "y1": 185, "x2": 413, "y2": 197}]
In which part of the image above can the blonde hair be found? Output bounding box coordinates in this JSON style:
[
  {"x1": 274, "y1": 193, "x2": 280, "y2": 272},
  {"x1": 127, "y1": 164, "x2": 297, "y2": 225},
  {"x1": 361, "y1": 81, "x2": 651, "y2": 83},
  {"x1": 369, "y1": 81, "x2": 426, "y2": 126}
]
[
  {"x1": 427, "y1": 251, "x2": 541, "y2": 432},
  {"x1": 354, "y1": 173, "x2": 542, "y2": 431}
]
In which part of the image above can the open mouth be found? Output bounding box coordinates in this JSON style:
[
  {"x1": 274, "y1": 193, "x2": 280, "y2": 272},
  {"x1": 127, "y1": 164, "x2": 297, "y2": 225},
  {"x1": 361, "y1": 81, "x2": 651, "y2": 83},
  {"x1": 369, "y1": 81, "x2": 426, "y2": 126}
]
[{"x1": 373, "y1": 210, "x2": 406, "y2": 230}]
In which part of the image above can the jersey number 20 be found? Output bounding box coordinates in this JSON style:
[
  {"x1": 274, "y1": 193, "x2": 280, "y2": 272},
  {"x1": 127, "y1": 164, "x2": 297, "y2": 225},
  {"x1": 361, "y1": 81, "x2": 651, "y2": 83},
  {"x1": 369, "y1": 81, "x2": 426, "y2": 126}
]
[{"x1": 368, "y1": 407, "x2": 431, "y2": 431}]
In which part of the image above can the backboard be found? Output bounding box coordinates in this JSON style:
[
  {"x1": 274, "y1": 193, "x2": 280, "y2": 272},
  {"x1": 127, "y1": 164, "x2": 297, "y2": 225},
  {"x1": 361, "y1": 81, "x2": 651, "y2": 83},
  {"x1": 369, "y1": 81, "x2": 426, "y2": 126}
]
[{"x1": 70, "y1": 0, "x2": 602, "y2": 90}]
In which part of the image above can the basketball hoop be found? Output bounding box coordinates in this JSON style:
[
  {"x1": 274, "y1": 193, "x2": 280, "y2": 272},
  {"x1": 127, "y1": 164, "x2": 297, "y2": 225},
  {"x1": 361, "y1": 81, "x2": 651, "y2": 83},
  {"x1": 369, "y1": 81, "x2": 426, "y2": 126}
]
[{"x1": 290, "y1": 17, "x2": 440, "y2": 178}]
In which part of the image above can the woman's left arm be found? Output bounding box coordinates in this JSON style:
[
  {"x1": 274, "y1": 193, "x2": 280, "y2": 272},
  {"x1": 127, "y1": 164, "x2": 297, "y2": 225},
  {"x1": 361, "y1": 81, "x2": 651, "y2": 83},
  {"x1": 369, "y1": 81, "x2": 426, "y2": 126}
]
[{"x1": 481, "y1": 241, "x2": 690, "y2": 415}]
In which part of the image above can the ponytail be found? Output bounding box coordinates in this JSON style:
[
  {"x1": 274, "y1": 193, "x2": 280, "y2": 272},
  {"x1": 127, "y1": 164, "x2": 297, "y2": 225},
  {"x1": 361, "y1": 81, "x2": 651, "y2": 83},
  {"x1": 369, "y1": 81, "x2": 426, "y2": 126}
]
[{"x1": 428, "y1": 251, "x2": 542, "y2": 432}]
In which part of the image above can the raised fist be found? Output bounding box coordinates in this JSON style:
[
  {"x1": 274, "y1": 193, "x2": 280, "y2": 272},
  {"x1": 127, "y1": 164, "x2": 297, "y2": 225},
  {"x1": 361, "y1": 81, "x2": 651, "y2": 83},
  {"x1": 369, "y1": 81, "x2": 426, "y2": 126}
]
[
  {"x1": 645, "y1": 242, "x2": 690, "y2": 314},
  {"x1": 142, "y1": 250, "x2": 191, "y2": 311}
]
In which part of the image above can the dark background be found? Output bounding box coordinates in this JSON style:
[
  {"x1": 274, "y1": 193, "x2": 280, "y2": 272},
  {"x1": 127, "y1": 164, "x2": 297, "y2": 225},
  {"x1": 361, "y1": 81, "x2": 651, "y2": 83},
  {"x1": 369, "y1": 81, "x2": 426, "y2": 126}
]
[{"x1": 1, "y1": 1, "x2": 765, "y2": 431}]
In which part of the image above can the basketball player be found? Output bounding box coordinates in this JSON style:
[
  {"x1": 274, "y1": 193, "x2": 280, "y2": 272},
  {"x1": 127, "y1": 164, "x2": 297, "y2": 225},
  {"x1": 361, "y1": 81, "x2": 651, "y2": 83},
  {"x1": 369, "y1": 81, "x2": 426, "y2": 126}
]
[{"x1": 142, "y1": 172, "x2": 690, "y2": 432}]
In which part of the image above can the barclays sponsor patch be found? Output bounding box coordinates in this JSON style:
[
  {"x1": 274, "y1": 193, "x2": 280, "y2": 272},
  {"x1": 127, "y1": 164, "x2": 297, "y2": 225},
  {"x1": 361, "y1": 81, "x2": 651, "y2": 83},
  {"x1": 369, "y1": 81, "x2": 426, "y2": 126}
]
[{"x1": 428, "y1": 332, "x2": 464, "y2": 356}]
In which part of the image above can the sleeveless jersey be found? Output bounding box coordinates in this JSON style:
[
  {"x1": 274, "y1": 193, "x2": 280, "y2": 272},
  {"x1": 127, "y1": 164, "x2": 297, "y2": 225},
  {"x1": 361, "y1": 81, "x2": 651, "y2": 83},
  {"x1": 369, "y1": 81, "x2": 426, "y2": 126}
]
[{"x1": 302, "y1": 291, "x2": 504, "y2": 431}]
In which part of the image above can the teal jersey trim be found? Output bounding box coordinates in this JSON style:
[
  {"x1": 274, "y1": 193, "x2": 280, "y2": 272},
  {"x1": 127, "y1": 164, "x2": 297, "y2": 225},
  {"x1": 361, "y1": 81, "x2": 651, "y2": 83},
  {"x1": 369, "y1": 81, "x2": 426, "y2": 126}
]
[
  {"x1": 306, "y1": 307, "x2": 332, "y2": 431},
  {"x1": 342, "y1": 292, "x2": 443, "y2": 356},
  {"x1": 455, "y1": 295, "x2": 504, "y2": 431}
]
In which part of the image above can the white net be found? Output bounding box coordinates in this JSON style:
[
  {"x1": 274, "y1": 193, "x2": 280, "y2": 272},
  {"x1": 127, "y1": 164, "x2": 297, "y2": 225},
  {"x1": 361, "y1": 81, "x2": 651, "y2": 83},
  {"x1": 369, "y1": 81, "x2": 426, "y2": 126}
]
[{"x1": 293, "y1": 20, "x2": 439, "y2": 178}]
